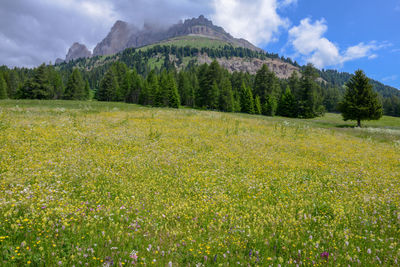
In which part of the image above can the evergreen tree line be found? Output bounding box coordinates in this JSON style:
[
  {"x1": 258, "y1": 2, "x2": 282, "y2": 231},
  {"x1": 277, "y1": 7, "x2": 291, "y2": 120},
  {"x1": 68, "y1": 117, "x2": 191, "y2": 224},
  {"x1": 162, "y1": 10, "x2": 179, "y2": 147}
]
[
  {"x1": 50, "y1": 44, "x2": 399, "y2": 117},
  {"x1": 1, "y1": 55, "x2": 399, "y2": 117},
  {"x1": 56, "y1": 44, "x2": 300, "y2": 89},
  {"x1": 94, "y1": 60, "x2": 326, "y2": 118},
  {"x1": 0, "y1": 64, "x2": 90, "y2": 100}
]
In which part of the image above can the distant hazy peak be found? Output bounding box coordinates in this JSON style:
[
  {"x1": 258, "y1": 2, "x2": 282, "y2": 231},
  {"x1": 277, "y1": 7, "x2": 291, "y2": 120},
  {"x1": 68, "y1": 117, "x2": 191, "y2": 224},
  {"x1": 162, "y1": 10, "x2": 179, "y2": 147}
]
[{"x1": 65, "y1": 42, "x2": 92, "y2": 62}]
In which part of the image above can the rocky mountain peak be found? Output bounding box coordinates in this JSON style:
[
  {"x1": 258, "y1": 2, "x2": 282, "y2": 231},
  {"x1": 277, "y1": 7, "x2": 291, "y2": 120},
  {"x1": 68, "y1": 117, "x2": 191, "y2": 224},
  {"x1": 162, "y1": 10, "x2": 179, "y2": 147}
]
[
  {"x1": 65, "y1": 42, "x2": 92, "y2": 62},
  {"x1": 93, "y1": 20, "x2": 138, "y2": 57},
  {"x1": 66, "y1": 16, "x2": 262, "y2": 59}
]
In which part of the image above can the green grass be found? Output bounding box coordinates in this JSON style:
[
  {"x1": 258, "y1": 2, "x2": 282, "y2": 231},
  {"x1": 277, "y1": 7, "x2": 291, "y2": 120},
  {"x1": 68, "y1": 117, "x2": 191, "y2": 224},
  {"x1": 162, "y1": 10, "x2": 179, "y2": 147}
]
[
  {"x1": 139, "y1": 35, "x2": 234, "y2": 51},
  {"x1": 1, "y1": 100, "x2": 400, "y2": 266}
]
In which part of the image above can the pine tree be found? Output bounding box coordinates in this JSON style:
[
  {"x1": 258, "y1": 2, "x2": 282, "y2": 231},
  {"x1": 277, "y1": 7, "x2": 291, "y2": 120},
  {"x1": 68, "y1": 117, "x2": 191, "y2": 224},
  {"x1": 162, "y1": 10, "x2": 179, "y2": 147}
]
[
  {"x1": 125, "y1": 70, "x2": 143, "y2": 104},
  {"x1": 20, "y1": 64, "x2": 52, "y2": 99},
  {"x1": 254, "y1": 64, "x2": 281, "y2": 105},
  {"x1": 157, "y1": 70, "x2": 170, "y2": 107},
  {"x1": 262, "y1": 95, "x2": 278, "y2": 116},
  {"x1": 146, "y1": 70, "x2": 159, "y2": 106},
  {"x1": 254, "y1": 95, "x2": 262, "y2": 115},
  {"x1": 50, "y1": 71, "x2": 64, "y2": 100},
  {"x1": 197, "y1": 64, "x2": 212, "y2": 108},
  {"x1": 167, "y1": 72, "x2": 180, "y2": 108},
  {"x1": 210, "y1": 81, "x2": 220, "y2": 110},
  {"x1": 277, "y1": 86, "x2": 296, "y2": 117},
  {"x1": 97, "y1": 68, "x2": 119, "y2": 101},
  {"x1": 64, "y1": 68, "x2": 85, "y2": 100},
  {"x1": 254, "y1": 64, "x2": 269, "y2": 102},
  {"x1": 0, "y1": 74, "x2": 8, "y2": 99},
  {"x1": 297, "y1": 64, "x2": 323, "y2": 118},
  {"x1": 84, "y1": 80, "x2": 91, "y2": 100},
  {"x1": 177, "y1": 71, "x2": 191, "y2": 106},
  {"x1": 197, "y1": 61, "x2": 221, "y2": 109},
  {"x1": 219, "y1": 76, "x2": 234, "y2": 112},
  {"x1": 6, "y1": 71, "x2": 18, "y2": 99},
  {"x1": 339, "y1": 69, "x2": 383, "y2": 127},
  {"x1": 111, "y1": 62, "x2": 128, "y2": 101},
  {"x1": 240, "y1": 82, "x2": 254, "y2": 114}
]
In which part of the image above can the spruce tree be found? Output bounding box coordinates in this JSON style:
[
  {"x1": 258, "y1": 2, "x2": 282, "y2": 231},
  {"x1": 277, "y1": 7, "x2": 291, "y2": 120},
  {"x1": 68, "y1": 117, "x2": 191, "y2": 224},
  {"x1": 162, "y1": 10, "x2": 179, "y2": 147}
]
[
  {"x1": 254, "y1": 95, "x2": 262, "y2": 115},
  {"x1": 277, "y1": 86, "x2": 296, "y2": 117},
  {"x1": 262, "y1": 95, "x2": 278, "y2": 116},
  {"x1": 219, "y1": 76, "x2": 234, "y2": 112},
  {"x1": 167, "y1": 72, "x2": 180, "y2": 108},
  {"x1": 240, "y1": 82, "x2": 255, "y2": 114},
  {"x1": 97, "y1": 68, "x2": 119, "y2": 101},
  {"x1": 254, "y1": 64, "x2": 281, "y2": 105},
  {"x1": 197, "y1": 64, "x2": 212, "y2": 108},
  {"x1": 339, "y1": 69, "x2": 383, "y2": 127},
  {"x1": 111, "y1": 62, "x2": 128, "y2": 101},
  {"x1": 297, "y1": 64, "x2": 323, "y2": 118},
  {"x1": 20, "y1": 64, "x2": 51, "y2": 99},
  {"x1": 125, "y1": 70, "x2": 143, "y2": 104},
  {"x1": 146, "y1": 70, "x2": 159, "y2": 106},
  {"x1": 157, "y1": 70, "x2": 170, "y2": 107},
  {"x1": 0, "y1": 74, "x2": 8, "y2": 99},
  {"x1": 210, "y1": 81, "x2": 220, "y2": 110},
  {"x1": 64, "y1": 68, "x2": 85, "y2": 100},
  {"x1": 177, "y1": 72, "x2": 191, "y2": 106},
  {"x1": 84, "y1": 80, "x2": 91, "y2": 100},
  {"x1": 254, "y1": 64, "x2": 270, "y2": 102},
  {"x1": 7, "y1": 71, "x2": 19, "y2": 98},
  {"x1": 50, "y1": 71, "x2": 64, "y2": 100}
]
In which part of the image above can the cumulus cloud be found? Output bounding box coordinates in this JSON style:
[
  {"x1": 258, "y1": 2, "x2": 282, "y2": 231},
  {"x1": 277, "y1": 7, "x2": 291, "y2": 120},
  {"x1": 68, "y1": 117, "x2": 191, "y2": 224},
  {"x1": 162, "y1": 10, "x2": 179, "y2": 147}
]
[
  {"x1": 0, "y1": 0, "x2": 119, "y2": 67},
  {"x1": 288, "y1": 18, "x2": 385, "y2": 68},
  {"x1": 211, "y1": 0, "x2": 292, "y2": 45}
]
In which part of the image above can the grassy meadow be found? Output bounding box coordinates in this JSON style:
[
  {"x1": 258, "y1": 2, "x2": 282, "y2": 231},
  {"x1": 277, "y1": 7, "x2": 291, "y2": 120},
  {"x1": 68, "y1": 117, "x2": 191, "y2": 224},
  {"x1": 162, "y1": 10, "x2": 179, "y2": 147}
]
[{"x1": 0, "y1": 100, "x2": 400, "y2": 266}]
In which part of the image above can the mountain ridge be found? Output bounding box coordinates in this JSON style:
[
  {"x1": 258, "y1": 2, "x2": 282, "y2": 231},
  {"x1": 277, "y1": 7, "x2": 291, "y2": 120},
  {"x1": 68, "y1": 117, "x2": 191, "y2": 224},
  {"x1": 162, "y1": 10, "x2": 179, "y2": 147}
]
[{"x1": 59, "y1": 15, "x2": 262, "y2": 63}]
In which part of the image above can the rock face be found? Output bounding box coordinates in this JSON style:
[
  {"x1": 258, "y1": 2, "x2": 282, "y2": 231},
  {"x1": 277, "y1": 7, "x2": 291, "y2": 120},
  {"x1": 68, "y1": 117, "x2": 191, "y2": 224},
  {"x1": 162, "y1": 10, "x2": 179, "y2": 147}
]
[
  {"x1": 65, "y1": 42, "x2": 92, "y2": 62},
  {"x1": 92, "y1": 21, "x2": 137, "y2": 57},
  {"x1": 55, "y1": 58, "x2": 64, "y2": 65},
  {"x1": 92, "y1": 15, "x2": 262, "y2": 57},
  {"x1": 198, "y1": 55, "x2": 299, "y2": 79}
]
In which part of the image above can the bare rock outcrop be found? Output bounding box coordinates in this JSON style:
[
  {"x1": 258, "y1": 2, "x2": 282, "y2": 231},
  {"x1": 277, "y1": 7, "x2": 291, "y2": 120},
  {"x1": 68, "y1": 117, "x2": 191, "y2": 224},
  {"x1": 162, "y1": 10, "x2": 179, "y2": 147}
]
[
  {"x1": 198, "y1": 55, "x2": 299, "y2": 79},
  {"x1": 65, "y1": 43, "x2": 92, "y2": 62},
  {"x1": 93, "y1": 21, "x2": 137, "y2": 57}
]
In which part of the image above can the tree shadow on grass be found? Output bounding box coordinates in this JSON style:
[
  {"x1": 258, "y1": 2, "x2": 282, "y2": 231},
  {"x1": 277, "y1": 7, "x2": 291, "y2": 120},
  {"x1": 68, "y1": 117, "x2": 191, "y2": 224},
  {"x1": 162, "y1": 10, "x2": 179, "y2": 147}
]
[{"x1": 336, "y1": 124, "x2": 357, "y2": 128}]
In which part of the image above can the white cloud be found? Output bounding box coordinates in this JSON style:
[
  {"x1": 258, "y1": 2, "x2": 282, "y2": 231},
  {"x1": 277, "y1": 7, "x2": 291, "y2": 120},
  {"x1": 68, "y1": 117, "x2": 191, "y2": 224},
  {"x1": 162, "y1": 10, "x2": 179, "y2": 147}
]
[
  {"x1": 382, "y1": 75, "x2": 398, "y2": 82},
  {"x1": 279, "y1": 0, "x2": 297, "y2": 8},
  {"x1": 288, "y1": 18, "x2": 385, "y2": 68},
  {"x1": 211, "y1": 0, "x2": 292, "y2": 45}
]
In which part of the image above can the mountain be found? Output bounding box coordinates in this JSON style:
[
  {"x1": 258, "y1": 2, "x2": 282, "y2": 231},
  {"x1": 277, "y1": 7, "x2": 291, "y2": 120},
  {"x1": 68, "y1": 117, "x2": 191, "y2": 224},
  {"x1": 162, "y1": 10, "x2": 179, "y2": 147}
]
[
  {"x1": 60, "y1": 15, "x2": 261, "y2": 60},
  {"x1": 60, "y1": 15, "x2": 298, "y2": 78},
  {"x1": 57, "y1": 15, "x2": 399, "y2": 108},
  {"x1": 92, "y1": 15, "x2": 261, "y2": 57},
  {"x1": 59, "y1": 42, "x2": 92, "y2": 63}
]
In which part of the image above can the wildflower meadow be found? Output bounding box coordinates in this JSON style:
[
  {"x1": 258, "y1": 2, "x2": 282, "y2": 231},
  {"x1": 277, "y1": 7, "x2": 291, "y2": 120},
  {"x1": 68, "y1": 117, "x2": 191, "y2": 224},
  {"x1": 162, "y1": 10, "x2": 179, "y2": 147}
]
[{"x1": 0, "y1": 100, "x2": 399, "y2": 266}]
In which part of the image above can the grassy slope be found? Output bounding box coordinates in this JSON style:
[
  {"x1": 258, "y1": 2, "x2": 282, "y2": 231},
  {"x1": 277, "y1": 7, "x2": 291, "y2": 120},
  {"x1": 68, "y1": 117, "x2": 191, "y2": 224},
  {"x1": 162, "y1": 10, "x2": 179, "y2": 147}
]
[
  {"x1": 1, "y1": 100, "x2": 400, "y2": 266},
  {"x1": 138, "y1": 35, "x2": 235, "y2": 51}
]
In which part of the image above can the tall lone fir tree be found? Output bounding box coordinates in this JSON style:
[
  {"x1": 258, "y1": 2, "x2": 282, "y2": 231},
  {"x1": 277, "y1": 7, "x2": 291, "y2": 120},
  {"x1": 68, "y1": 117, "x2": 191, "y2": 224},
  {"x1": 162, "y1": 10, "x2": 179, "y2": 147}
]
[{"x1": 339, "y1": 70, "x2": 383, "y2": 127}]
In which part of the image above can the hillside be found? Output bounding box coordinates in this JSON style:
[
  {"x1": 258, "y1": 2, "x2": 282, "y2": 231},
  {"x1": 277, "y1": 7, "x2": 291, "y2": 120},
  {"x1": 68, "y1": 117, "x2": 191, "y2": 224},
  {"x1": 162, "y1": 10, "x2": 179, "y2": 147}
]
[
  {"x1": 54, "y1": 15, "x2": 400, "y2": 109},
  {"x1": 58, "y1": 36, "x2": 299, "y2": 79},
  {"x1": 1, "y1": 100, "x2": 400, "y2": 265}
]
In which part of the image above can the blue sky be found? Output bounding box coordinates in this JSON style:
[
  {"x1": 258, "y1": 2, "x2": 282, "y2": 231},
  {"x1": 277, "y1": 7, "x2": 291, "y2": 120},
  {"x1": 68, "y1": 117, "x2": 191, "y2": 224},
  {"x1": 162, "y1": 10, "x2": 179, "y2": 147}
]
[
  {"x1": 265, "y1": 0, "x2": 400, "y2": 87},
  {"x1": 0, "y1": 0, "x2": 399, "y2": 88}
]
